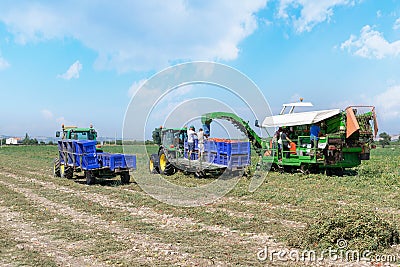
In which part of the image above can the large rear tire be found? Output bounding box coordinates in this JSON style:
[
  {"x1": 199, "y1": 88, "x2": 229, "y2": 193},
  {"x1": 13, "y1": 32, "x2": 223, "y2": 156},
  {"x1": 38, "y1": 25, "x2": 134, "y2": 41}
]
[
  {"x1": 62, "y1": 166, "x2": 73, "y2": 179},
  {"x1": 158, "y1": 150, "x2": 175, "y2": 176},
  {"x1": 53, "y1": 158, "x2": 61, "y2": 177},
  {"x1": 149, "y1": 154, "x2": 160, "y2": 174}
]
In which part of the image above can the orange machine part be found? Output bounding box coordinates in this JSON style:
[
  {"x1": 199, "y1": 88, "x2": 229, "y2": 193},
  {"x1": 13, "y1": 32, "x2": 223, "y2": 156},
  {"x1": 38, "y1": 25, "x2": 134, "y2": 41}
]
[
  {"x1": 346, "y1": 107, "x2": 360, "y2": 138},
  {"x1": 289, "y1": 142, "x2": 296, "y2": 155},
  {"x1": 372, "y1": 108, "x2": 378, "y2": 138}
]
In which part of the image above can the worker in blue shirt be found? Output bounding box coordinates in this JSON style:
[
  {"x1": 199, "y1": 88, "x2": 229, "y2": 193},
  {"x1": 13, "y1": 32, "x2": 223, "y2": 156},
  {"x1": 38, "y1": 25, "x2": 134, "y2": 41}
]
[{"x1": 310, "y1": 123, "x2": 321, "y2": 148}]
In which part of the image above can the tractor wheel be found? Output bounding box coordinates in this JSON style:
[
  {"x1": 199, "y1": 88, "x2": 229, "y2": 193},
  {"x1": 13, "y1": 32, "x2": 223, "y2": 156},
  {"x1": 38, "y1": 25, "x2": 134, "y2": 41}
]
[
  {"x1": 62, "y1": 166, "x2": 74, "y2": 179},
  {"x1": 86, "y1": 171, "x2": 95, "y2": 185},
  {"x1": 120, "y1": 172, "x2": 130, "y2": 184},
  {"x1": 53, "y1": 158, "x2": 61, "y2": 177},
  {"x1": 149, "y1": 154, "x2": 160, "y2": 174},
  {"x1": 158, "y1": 150, "x2": 175, "y2": 176},
  {"x1": 60, "y1": 164, "x2": 65, "y2": 177}
]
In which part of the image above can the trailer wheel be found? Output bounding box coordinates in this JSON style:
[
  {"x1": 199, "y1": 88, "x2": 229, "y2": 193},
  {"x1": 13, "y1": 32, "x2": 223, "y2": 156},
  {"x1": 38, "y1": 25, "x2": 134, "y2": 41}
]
[
  {"x1": 120, "y1": 172, "x2": 130, "y2": 184},
  {"x1": 158, "y1": 150, "x2": 175, "y2": 176},
  {"x1": 149, "y1": 154, "x2": 160, "y2": 174},
  {"x1": 62, "y1": 166, "x2": 73, "y2": 179},
  {"x1": 53, "y1": 158, "x2": 61, "y2": 177},
  {"x1": 86, "y1": 171, "x2": 95, "y2": 185}
]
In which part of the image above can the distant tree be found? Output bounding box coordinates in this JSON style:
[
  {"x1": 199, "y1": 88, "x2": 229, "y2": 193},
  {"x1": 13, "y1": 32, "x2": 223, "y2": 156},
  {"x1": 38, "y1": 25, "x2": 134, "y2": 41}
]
[
  {"x1": 379, "y1": 132, "x2": 391, "y2": 148},
  {"x1": 23, "y1": 133, "x2": 30, "y2": 145},
  {"x1": 48, "y1": 141, "x2": 54, "y2": 145},
  {"x1": 40, "y1": 141, "x2": 45, "y2": 145},
  {"x1": 145, "y1": 140, "x2": 154, "y2": 145},
  {"x1": 21, "y1": 133, "x2": 41, "y2": 145},
  {"x1": 30, "y1": 138, "x2": 38, "y2": 145}
]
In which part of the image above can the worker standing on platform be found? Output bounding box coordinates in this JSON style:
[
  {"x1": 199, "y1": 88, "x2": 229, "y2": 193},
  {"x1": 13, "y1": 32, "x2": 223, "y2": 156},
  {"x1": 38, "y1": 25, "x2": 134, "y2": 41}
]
[
  {"x1": 187, "y1": 126, "x2": 197, "y2": 160},
  {"x1": 197, "y1": 128, "x2": 205, "y2": 160},
  {"x1": 310, "y1": 123, "x2": 321, "y2": 148}
]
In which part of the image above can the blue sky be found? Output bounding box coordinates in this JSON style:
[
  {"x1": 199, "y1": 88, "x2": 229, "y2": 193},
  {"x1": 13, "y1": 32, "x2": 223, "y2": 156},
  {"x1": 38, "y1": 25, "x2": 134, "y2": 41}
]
[{"x1": 0, "y1": 0, "x2": 399, "y2": 139}]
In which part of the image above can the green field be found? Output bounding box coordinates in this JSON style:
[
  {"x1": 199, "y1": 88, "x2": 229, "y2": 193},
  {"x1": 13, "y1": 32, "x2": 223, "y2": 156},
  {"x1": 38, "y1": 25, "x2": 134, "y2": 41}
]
[{"x1": 0, "y1": 145, "x2": 399, "y2": 266}]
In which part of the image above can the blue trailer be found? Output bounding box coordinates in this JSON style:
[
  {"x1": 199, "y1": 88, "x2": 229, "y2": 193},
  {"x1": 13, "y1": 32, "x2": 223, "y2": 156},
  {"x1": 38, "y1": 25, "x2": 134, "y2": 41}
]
[{"x1": 54, "y1": 139, "x2": 136, "y2": 185}]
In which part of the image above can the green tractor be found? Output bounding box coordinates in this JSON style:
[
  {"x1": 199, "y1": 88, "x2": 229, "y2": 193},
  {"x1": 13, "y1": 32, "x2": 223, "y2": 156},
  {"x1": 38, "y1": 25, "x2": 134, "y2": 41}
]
[
  {"x1": 149, "y1": 127, "x2": 188, "y2": 175},
  {"x1": 53, "y1": 124, "x2": 135, "y2": 184},
  {"x1": 56, "y1": 124, "x2": 98, "y2": 141},
  {"x1": 54, "y1": 124, "x2": 100, "y2": 179}
]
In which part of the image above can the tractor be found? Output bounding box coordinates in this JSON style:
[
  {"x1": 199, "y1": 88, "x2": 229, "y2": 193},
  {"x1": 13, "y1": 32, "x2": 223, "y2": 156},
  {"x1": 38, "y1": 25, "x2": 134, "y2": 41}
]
[
  {"x1": 149, "y1": 125, "x2": 251, "y2": 177},
  {"x1": 149, "y1": 127, "x2": 187, "y2": 175},
  {"x1": 53, "y1": 124, "x2": 136, "y2": 185}
]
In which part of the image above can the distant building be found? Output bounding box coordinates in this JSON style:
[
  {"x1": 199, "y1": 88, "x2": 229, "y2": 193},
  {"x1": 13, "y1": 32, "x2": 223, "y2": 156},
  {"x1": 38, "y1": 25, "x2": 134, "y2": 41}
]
[{"x1": 6, "y1": 137, "x2": 21, "y2": 145}]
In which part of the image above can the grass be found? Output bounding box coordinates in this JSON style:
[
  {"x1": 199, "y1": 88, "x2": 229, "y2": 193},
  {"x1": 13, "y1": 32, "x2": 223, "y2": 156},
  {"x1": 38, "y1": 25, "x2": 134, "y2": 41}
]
[{"x1": 0, "y1": 144, "x2": 399, "y2": 266}]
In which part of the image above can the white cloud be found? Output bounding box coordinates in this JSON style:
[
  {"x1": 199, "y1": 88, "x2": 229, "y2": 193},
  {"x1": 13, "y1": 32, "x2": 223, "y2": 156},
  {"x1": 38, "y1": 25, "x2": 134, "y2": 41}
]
[
  {"x1": 56, "y1": 116, "x2": 72, "y2": 126},
  {"x1": 41, "y1": 109, "x2": 53, "y2": 120},
  {"x1": 374, "y1": 85, "x2": 400, "y2": 120},
  {"x1": 57, "y1": 60, "x2": 82, "y2": 80},
  {"x1": 128, "y1": 79, "x2": 148, "y2": 97},
  {"x1": 376, "y1": 10, "x2": 382, "y2": 18},
  {"x1": 0, "y1": 56, "x2": 10, "y2": 70},
  {"x1": 393, "y1": 18, "x2": 400, "y2": 30},
  {"x1": 277, "y1": 0, "x2": 357, "y2": 33},
  {"x1": 0, "y1": 1, "x2": 267, "y2": 72},
  {"x1": 340, "y1": 25, "x2": 400, "y2": 59}
]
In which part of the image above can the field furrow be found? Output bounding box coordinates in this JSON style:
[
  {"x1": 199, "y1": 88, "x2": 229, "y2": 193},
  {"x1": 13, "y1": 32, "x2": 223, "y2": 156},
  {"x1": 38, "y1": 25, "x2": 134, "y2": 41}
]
[
  {"x1": 0, "y1": 169, "x2": 289, "y2": 265},
  {"x1": 0, "y1": 204, "x2": 109, "y2": 267},
  {"x1": 0, "y1": 174, "x2": 221, "y2": 266}
]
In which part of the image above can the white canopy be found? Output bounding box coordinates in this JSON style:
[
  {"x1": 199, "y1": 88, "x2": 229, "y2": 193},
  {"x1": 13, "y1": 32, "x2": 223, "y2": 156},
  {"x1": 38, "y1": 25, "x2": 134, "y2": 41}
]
[
  {"x1": 282, "y1": 102, "x2": 313, "y2": 107},
  {"x1": 262, "y1": 109, "x2": 341, "y2": 128},
  {"x1": 280, "y1": 101, "x2": 313, "y2": 114}
]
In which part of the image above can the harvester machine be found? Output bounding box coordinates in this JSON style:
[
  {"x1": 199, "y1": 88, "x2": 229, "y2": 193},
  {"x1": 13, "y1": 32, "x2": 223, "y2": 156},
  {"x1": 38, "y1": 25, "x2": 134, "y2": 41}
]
[{"x1": 201, "y1": 103, "x2": 378, "y2": 175}]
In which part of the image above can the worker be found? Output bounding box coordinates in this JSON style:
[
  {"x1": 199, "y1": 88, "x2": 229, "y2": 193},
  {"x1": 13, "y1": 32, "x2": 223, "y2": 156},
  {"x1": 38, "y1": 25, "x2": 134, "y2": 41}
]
[
  {"x1": 273, "y1": 127, "x2": 282, "y2": 150},
  {"x1": 310, "y1": 123, "x2": 321, "y2": 148},
  {"x1": 197, "y1": 128, "x2": 205, "y2": 160},
  {"x1": 280, "y1": 128, "x2": 292, "y2": 159},
  {"x1": 187, "y1": 126, "x2": 197, "y2": 160}
]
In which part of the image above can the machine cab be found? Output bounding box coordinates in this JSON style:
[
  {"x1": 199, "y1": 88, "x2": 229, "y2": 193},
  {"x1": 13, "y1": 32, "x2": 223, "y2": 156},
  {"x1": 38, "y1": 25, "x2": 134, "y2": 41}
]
[
  {"x1": 56, "y1": 125, "x2": 97, "y2": 140},
  {"x1": 161, "y1": 128, "x2": 187, "y2": 150}
]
